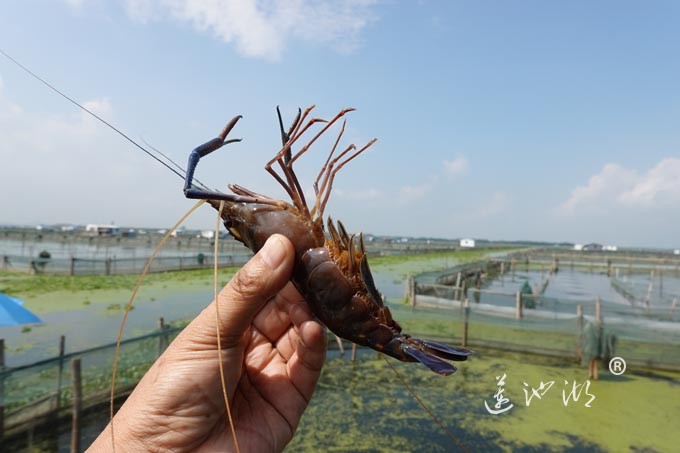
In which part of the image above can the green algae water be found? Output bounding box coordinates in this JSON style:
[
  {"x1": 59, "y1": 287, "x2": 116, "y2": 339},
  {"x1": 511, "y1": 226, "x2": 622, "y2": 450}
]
[
  {"x1": 286, "y1": 349, "x2": 680, "y2": 452},
  {"x1": 13, "y1": 345, "x2": 678, "y2": 452},
  {"x1": 6, "y1": 248, "x2": 678, "y2": 451}
]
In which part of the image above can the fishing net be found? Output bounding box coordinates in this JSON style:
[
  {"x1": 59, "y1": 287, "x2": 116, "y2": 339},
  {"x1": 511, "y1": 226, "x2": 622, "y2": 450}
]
[{"x1": 411, "y1": 264, "x2": 680, "y2": 371}]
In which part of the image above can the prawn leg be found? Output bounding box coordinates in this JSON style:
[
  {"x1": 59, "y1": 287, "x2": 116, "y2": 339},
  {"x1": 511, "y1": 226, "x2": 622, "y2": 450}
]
[
  {"x1": 183, "y1": 116, "x2": 281, "y2": 206},
  {"x1": 277, "y1": 106, "x2": 301, "y2": 163}
]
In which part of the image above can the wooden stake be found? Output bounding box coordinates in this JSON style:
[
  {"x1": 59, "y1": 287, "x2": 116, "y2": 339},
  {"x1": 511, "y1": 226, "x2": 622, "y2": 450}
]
[
  {"x1": 462, "y1": 298, "x2": 470, "y2": 348},
  {"x1": 404, "y1": 273, "x2": 411, "y2": 303},
  {"x1": 0, "y1": 338, "x2": 4, "y2": 442},
  {"x1": 576, "y1": 304, "x2": 583, "y2": 361},
  {"x1": 158, "y1": 317, "x2": 166, "y2": 357},
  {"x1": 644, "y1": 270, "x2": 654, "y2": 308},
  {"x1": 454, "y1": 272, "x2": 462, "y2": 301},
  {"x1": 57, "y1": 335, "x2": 66, "y2": 408},
  {"x1": 71, "y1": 358, "x2": 82, "y2": 453}
]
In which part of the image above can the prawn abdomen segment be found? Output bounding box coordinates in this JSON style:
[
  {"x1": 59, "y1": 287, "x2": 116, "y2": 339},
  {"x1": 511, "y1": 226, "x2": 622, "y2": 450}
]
[{"x1": 300, "y1": 247, "x2": 398, "y2": 346}]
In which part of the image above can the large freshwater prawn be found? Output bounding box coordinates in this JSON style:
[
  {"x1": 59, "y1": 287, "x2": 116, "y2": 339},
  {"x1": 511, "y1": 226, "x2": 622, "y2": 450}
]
[
  {"x1": 182, "y1": 106, "x2": 472, "y2": 375},
  {"x1": 0, "y1": 46, "x2": 471, "y2": 451}
]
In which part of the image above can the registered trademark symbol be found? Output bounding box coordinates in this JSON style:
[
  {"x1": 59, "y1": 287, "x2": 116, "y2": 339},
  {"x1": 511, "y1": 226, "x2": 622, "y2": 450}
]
[{"x1": 608, "y1": 357, "x2": 626, "y2": 375}]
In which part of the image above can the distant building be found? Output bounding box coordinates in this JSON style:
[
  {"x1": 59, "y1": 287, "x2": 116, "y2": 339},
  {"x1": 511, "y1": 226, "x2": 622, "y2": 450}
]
[
  {"x1": 582, "y1": 243, "x2": 603, "y2": 252},
  {"x1": 460, "y1": 238, "x2": 475, "y2": 248},
  {"x1": 200, "y1": 230, "x2": 215, "y2": 239},
  {"x1": 121, "y1": 229, "x2": 137, "y2": 238},
  {"x1": 603, "y1": 245, "x2": 618, "y2": 252},
  {"x1": 157, "y1": 228, "x2": 178, "y2": 237},
  {"x1": 574, "y1": 244, "x2": 584, "y2": 251},
  {"x1": 85, "y1": 224, "x2": 120, "y2": 237},
  {"x1": 674, "y1": 249, "x2": 680, "y2": 255}
]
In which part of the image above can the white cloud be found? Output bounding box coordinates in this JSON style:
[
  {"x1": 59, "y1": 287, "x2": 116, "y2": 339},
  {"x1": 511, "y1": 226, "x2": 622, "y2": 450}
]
[
  {"x1": 0, "y1": 79, "x2": 180, "y2": 227},
  {"x1": 443, "y1": 155, "x2": 468, "y2": 177},
  {"x1": 335, "y1": 187, "x2": 383, "y2": 200},
  {"x1": 82, "y1": 98, "x2": 112, "y2": 117},
  {"x1": 558, "y1": 159, "x2": 680, "y2": 215},
  {"x1": 559, "y1": 164, "x2": 637, "y2": 214},
  {"x1": 124, "y1": 0, "x2": 379, "y2": 61},
  {"x1": 619, "y1": 158, "x2": 680, "y2": 206},
  {"x1": 63, "y1": 0, "x2": 86, "y2": 8},
  {"x1": 399, "y1": 182, "x2": 432, "y2": 203},
  {"x1": 472, "y1": 191, "x2": 511, "y2": 218}
]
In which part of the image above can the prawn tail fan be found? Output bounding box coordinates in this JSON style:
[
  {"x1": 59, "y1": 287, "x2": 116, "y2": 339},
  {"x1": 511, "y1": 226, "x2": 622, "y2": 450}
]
[{"x1": 400, "y1": 338, "x2": 472, "y2": 376}]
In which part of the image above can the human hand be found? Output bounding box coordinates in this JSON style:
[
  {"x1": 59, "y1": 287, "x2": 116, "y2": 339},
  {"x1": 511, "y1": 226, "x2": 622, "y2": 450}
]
[{"x1": 90, "y1": 234, "x2": 327, "y2": 452}]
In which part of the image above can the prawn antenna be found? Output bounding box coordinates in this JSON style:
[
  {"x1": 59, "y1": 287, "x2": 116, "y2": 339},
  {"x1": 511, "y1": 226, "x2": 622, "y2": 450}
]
[
  {"x1": 382, "y1": 356, "x2": 469, "y2": 452},
  {"x1": 0, "y1": 47, "x2": 209, "y2": 189},
  {"x1": 110, "y1": 200, "x2": 206, "y2": 451},
  {"x1": 214, "y1": 201, "x2": 241, "y2": 453}
]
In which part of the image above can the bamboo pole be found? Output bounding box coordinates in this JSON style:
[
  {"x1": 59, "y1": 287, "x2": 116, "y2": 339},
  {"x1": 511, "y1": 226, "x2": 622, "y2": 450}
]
[
  {"x1": 350, "y1": 344, "x2": 357, "y2": 362},
  {"x1": 515, "y1": 291, "x2": 523, "y2": 319}
]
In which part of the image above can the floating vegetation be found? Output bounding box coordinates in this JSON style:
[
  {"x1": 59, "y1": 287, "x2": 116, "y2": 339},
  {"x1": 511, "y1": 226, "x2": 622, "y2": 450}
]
[{"x1": 106, "y1": 303, "x2": 134, "y2": 311}]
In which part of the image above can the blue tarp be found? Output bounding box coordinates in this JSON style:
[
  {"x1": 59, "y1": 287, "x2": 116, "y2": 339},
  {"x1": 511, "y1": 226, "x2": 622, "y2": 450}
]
[{"x1": 0, "y1": 292, "x2": 43, "y2": 326}]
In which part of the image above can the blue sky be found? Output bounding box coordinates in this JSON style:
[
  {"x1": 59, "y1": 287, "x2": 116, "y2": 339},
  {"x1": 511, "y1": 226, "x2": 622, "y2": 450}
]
[{"x1": 1, "y1": 1, "x2": 679, "y2": 247}]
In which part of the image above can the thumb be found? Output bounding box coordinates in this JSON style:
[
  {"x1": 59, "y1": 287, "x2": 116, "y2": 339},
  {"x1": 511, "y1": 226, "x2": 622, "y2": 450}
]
[{"x1": 184, "y1": 234, "x2": 295, "y2": 348}]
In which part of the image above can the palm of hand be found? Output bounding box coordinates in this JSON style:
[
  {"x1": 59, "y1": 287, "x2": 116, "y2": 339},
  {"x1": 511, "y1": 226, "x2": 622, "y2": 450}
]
[
  {"x1": 213, "y1": 284, "x2": 326, "y2": 452},
  {"x1": 108, "y1": 283, "x2": 326, "y2": 453}
]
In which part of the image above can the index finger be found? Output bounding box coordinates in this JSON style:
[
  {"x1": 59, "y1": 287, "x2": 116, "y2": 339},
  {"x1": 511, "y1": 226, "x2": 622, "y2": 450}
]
[
  {"x1": 286, "y1": 303, "x2": 327, "y2": 403},
  {"x1": 251, "y1": 282, "x2": 305, "y2": 344}
]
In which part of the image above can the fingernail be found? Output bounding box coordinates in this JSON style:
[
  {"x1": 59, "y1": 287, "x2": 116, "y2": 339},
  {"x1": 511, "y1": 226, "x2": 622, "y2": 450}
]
[{"x1": 261, "y1": 235, "x2": 286, "y2": 269}]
